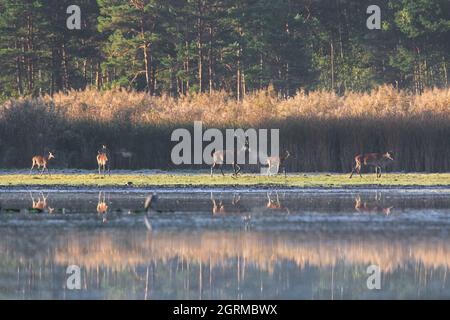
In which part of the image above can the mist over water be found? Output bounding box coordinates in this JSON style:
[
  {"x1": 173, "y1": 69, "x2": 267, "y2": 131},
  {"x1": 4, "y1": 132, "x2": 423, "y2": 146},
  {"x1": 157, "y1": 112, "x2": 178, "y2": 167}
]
[{"x1": 0, "y1": 190, "x2": 449, "y2": 299}]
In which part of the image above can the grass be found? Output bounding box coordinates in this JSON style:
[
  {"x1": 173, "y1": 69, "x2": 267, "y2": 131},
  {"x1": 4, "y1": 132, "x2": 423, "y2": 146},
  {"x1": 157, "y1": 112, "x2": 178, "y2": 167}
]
[{"x1": 1, "y1": 172, "x2": 450, "y2": 188}]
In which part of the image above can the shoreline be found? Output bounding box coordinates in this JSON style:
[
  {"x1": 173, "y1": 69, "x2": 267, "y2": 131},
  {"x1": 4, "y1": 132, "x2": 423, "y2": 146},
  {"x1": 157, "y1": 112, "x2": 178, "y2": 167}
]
[{"x1": 1, "y1": 172, "x2": 450, "y2": 190}]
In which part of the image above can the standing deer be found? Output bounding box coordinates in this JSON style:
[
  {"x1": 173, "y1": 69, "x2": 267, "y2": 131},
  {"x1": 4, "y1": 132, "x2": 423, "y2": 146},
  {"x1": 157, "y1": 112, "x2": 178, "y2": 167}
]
[
  {"x1": 211, "y1": 139, "x2": 249, "y2": 177},
  {"x1": 97, "y1": 145, "x2": 109, "y2": 175},
  {"x1": 30, "y1": 152, "x2": 55, "y2": 175},
  {"x1": 349, "y1": 152, "x2": 394, "y2": 178},
  {"x1": 266, "y1": 150, "x2": 291, "y2": 177}
]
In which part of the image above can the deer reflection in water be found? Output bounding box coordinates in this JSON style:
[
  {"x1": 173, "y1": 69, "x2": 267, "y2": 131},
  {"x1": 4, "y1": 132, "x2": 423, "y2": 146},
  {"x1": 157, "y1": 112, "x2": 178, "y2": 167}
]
[
  {"x1": 143, "y1": 193, "x2": 158, "y2": 231},
  {"x1": 30, "y1": 192, "x2": 54, "y2": 213},
  {"x1": 354, "y1": 193, "x2": 393, "y2": 215},
  {"x1": 97, "y1": 191, "x2": 110, "y2": 223},
  {"x1": 266, "y1": 192, "x2": 290, "y2": 214},
  {"x1": 210, "y1": 192, "x2": 247, "y2": 216}
]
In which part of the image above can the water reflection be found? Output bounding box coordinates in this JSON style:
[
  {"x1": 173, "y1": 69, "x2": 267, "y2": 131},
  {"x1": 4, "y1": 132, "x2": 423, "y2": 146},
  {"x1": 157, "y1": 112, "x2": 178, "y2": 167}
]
[
  {"x1": 97, "y1": 191, "x2": 109, "y2": 223},
  {"x1": 0, "y1": 189, "x2": 449, "y2": 299},
  {"x1": 266, "y1": 192, "x2": 290, "y2": 214},
  {"x1": 354, "y1": 193, "x2": 393, "y2": 215},
  {"x1": 210, "y1": 192, "x2": 245, "y2": 216},
  {"x1": 30, "y1": 192, "x2": 54, "y2": 214},
  {"x1": 0, "y1": 228, "x2": 449, "y2": 299}
]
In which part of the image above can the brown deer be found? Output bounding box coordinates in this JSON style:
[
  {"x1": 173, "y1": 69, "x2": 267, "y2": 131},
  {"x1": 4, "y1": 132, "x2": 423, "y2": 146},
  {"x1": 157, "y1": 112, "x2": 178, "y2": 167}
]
[
  {"x1": 349, "y1": 152, "x2": 394, "y2": 178},
  {"x1": 97, "y1": 145, "x2": 109, "y2": 175},
  {"x1": 211, "y1": 139, "x2": 249, "y2": 177},
  {"x1": 30, "y1": 152, "x2": 55, "y2": 175},
  {"x1": 266, "y1": 150, "x2": 291, "y2": 177}
]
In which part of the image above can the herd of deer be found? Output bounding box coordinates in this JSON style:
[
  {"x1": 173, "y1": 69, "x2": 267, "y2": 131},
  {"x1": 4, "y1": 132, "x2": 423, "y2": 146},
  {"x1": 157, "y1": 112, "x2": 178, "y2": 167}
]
[{"x1": 29, "y1": 143, "x2": 395, "y2": 178}]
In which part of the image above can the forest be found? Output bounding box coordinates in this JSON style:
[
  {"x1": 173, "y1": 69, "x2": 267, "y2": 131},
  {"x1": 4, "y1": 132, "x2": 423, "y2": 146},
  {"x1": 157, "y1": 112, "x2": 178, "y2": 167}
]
[
  {"x1": 0, "y1": 0, "x2": 449, "y2": 172},
  {"x1": 1, "y1": 0, "x2": 449, "y2": 97}
]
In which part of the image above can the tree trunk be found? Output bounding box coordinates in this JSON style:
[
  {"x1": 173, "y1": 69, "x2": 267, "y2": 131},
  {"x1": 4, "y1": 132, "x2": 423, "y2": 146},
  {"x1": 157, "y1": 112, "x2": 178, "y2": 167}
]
[
  {"x1": 208, "y1": 26, "x2": 213, "y2": 94},
  {"x1": 197, "y1": 16, "x2": 203, "y2": 93},
  {"x1": 83, "y1": 59, "x2": 88, "y2": 88},
  {"x1": 61, "y1": 43, "x2": 69, "y2": 92},
  {"x1": 185, "y1": 41, "x2": 190, "y2": 94},
  {"x1": 27, "y1": 13, "x2": 34, "y2": 92},
  {"x1": 444, "y1": 59, "x2": 448, "y2": 87},
  {"x1": 143, "y1": 41, "x2": 152, "y2": 94},
  {"x1": 330, "y1": 39, "x2": 335, "y2": 91},
  {"x1": 15, "y1": 40, "x2": 24, "y2": 95},
  {"x1": 236, "y1": 46, "x2": 241, "y2": 100},
  {"x1": 96, "y1": 61, "x2": 102, "y2": 90}
]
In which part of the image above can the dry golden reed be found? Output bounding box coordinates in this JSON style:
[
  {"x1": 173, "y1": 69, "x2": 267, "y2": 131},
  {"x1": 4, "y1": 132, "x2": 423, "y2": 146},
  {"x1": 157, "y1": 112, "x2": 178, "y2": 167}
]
[
  {"x1": 0, "y1": 85, "x2": 449, "y2": 171},
  {"x1": 20, "y1": 85, "x2": 446, "y2": 124}
]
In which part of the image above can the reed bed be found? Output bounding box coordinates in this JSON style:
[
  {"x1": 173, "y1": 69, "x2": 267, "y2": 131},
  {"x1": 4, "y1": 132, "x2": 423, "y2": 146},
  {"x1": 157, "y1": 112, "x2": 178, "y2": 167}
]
[{"x1": 0, "y1": 86, "x2": 449, "y2": 172}]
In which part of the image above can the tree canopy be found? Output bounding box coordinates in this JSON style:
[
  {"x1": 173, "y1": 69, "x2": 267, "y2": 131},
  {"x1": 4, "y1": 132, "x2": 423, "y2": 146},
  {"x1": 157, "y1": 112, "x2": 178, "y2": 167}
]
[{"x1": 0, "y1": 0, "x2": 449, "y2": 99}]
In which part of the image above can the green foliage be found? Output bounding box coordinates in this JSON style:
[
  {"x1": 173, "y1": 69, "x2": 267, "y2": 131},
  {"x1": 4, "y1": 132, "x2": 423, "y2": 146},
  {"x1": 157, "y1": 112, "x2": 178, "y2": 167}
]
[{"x1": 0, "y1": 0, "x2": 448, "y2": 97}]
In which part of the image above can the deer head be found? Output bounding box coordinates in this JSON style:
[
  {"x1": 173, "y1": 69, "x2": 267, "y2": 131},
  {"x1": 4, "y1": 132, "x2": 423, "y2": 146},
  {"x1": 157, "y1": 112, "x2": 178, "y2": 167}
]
[
  {"x1": 48, "y1": 152, "x2": 55, "y2": 160},
  {"x1": 384, "y1": 152, "x2": 394, "y2": 161}
]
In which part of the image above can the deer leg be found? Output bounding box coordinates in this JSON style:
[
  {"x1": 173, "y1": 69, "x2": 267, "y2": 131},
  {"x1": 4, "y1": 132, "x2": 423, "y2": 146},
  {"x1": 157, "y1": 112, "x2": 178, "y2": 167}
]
[
  {"x1": 357, "y1": 164, "x2": 362, "y2": 178},
  {"x1": 211, "y1": 163, "x2": 216, "y2": 177},
  {"x1": 30, "y1": 163, "x2": 35, "y2": 174},
  {"x1": 378, "y1": 167, "x2": 382, "y2": 178},
  {"x1": 276, "y1": 164, "x2": 280, "y2": 175},
  {"x1": 231, "y1": 164, "x2": 237, "y2": 178},
  {"x1": 234, "y1": 163, "x2": 241, "y2": 176},
  {"x1": 220, "y1": 164, "x2": 225, "y2": 176},
  {"x1": 283, "y1": 166, "x2": 287, "y2": 178},
  {"x1": 349, "y1": 161, "x2": 358, "y2": 178}
]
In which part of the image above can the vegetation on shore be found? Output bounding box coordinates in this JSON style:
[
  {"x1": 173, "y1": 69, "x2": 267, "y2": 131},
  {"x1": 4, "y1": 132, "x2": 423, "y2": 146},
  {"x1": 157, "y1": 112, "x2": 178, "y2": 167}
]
[
  {"x1": 1, "y1": 173, "x2": 450, "y2": 188},
  {"x1": 1, "y1": 86, "x2": 450, "y2": 172}
]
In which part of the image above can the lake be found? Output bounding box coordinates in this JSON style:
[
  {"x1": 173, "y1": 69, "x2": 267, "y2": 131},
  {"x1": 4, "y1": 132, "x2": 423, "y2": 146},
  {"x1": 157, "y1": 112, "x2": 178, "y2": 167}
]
[{"x1": 0, "y1": 188, "x2": 449, "y2": 299}]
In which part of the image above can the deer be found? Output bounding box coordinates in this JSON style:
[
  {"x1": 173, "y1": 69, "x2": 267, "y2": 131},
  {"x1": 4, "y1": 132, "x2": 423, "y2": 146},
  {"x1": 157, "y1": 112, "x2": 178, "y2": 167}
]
[
  {"x1": 211, "y1": 138, "x2": 249, "y2": 177},
  {"x1": 30, "y1": 152, "x2": 55, "y2": 175},
  {"x1": 265, "y1": 150, "x2": 291, "y2": 177},
  {"x1": 97, "y1": 145, "x2": 110, "y2": 175},
  {"x1": 349, "y1": 152, "x2": 394, "y2": 178},
  {"x1": 30, "y1": 192, "x2": 54, "y2": 213}
]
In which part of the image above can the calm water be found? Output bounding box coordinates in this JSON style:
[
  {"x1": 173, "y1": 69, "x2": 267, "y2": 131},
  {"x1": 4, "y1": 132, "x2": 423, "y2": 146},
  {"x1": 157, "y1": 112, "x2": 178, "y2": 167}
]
[{"x1": 1, "y1": 189, "x2": 450, "y2": 299}]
